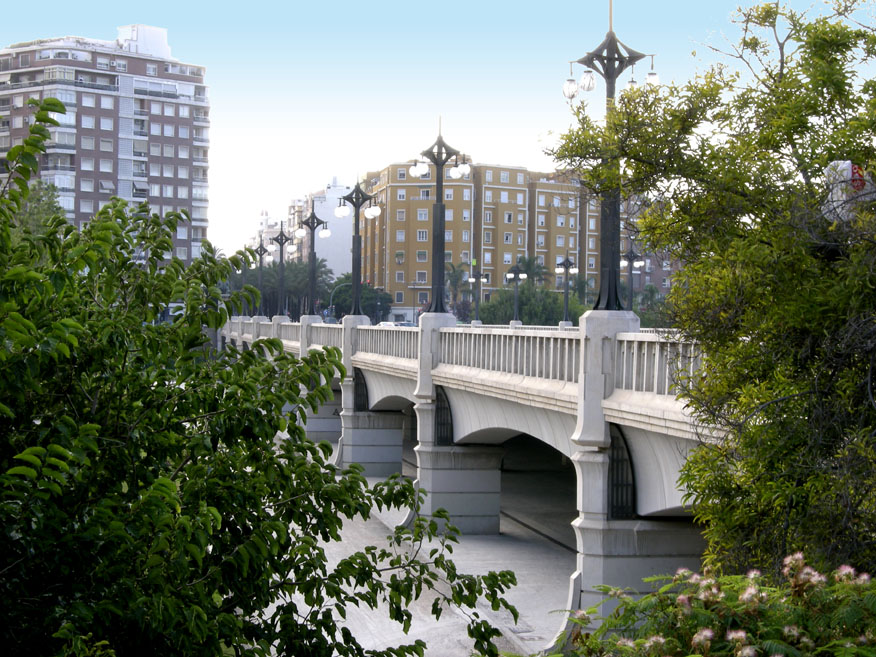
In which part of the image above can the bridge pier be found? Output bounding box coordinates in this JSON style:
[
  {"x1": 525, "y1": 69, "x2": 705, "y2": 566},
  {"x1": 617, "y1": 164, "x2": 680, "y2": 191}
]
[
  {"x1": 339, "y1": 410, "x2": 405, "y2": 477},
  {"x1": 568, "y1": 447, "x2": 704, "y2": 619}
]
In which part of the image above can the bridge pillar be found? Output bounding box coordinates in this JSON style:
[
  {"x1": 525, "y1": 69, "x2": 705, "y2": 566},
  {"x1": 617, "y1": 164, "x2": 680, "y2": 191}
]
[{"x1": 413, "y1": 401, "x2": 504, "y2": 534}]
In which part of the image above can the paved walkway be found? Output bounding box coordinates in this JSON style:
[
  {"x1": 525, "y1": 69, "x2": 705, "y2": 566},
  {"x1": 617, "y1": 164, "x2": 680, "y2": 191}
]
[{"x1": 325, "y1": 436, "x2": 579, "y2": 657}]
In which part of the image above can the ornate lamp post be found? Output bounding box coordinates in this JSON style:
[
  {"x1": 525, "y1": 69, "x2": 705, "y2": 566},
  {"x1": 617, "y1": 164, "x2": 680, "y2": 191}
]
[
  {"x1": 620, "y1": 243, "x2": 645, "y2": 311},
  {"x1": 336, "y1": 182, "x2": 381, "y2": 316},
  {"x1": 409, "y1": 131, "x2": 470, "y2": 314},
  {"x1": 467, "y1": 269, "x2": 488, "y2": 323},
  {"x1": 254, "y1": 233, "x2": 268, "y2": 316},
  {"x1": 564, "y1": 1, "x2": 652, "y2": 311},
  {"x1": 505, "y1": 264, "x2": 528, "y2": 323},
  {"x1": 294, "y1": 201, "x2": 330, "y2": 316},
  {"x1": 270, "y1": 222, "x2": 291, "y2": 317},
  {"x1": 554, "y1": 256, "x2": 580, "y2": 324}
]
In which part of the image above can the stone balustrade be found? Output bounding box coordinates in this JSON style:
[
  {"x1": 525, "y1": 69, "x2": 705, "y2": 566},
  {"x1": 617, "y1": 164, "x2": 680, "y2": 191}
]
[{"x1": 614, "y1": 331, "x2": 701, "y2": 396}]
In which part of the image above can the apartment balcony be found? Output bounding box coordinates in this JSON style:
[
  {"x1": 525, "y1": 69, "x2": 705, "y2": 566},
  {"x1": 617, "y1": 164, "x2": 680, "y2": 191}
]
[
  {"x1": 45, "y1": 143, "x2": 76, "y2": 151},
  {"x1": 42, "y1": 164, "x2": 75, "y2": 172},
  {"x1": 132, "y1": 149, "x2": 148, "y2": 158},
  {"x1": 193, "y1": 114, "x2": 209, "y2": 125},
  {"x1": 133, "y1": 171, "x2": 147, "y2": 179},
  {"x1": 133, "y1": 129, "x2": 147, "y2": 137},
  {"x1": 134, "y1": 109, "x2": 148, "y2": 116},
  {"x1": 133, "y1": 87, "x2": 178, "y2": 99},
  {"x1": 192, "y1": 176, "x2": 209, "y2": 184},
  {"x1": 193, "y1": 136, "x2": 209, "y2": 143},
  {"x1": 3, "y1": 78, "x2": 120, "y2": 93}
]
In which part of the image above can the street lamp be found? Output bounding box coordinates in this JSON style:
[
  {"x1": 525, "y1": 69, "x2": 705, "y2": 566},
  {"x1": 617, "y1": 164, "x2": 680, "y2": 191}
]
[
  {"x1": 467, "y1": 269, "x2": 488, "y2": 323},
  {"x1": 564, "y1": 2, "x2": 652, "y2": 311},
  {"x1": 554, "y1": 256, "x2": 580, "y2": 324},
  {"x1": 254, "y1": 233, "x2": 268, "y2": 316},
  {"x1": 620, "y1": 244, "x2": 645, "y2": 312},
  {"x1": 410, "y1": 131, "x2": 469, "y2": 314},
  {"x1": 270, "y1": 222, "x2": 292, "y2": 316},
  {"x1": 294, "y1": 201, "x2": 330, "y2": 316},
  {"x1": 336, "y1": 182, "x2": 381, "y2": 316},
  {"x1": 505, "y1": 264, "x2": 528, "y2": 323}
]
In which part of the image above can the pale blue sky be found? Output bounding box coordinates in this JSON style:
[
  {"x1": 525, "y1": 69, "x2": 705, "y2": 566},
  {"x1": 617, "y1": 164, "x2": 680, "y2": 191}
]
[{"x1": 1, "y1": 0, "x2": 853, "y2": 251}]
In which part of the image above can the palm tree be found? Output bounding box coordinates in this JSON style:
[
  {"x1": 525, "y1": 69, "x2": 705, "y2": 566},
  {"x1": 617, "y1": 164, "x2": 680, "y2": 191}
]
[
  {"x1": 515, "y1": 255, "x2": 551, "y2": 286},
  {"x1": 445, "y1": 261, "x2": 468, "y2": 313}
]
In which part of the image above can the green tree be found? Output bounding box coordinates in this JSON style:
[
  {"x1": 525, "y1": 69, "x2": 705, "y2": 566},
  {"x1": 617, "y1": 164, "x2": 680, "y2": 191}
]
[
  {"x1": 515, "y1": 255, "x2": 552, "y2": 286},
  {"x1": 0, "y1": 100, "x2": 516, "y2": 656},
  {"x1": 328, "y1": 273, "x2": 392, "y2": 321},
  {"x1": 11, "y1": 178, "x2": 63, "y2": 244},
  {"x1": 479, "y1": 284, "x2": 586, "y2": 326},
  {"x1": 227, "y1": 258, "x2": 333, "y2": 319},
  {"x1": 554, "y1": 1, "x2": 876, "y2": 577},
  {"x1": 445, "y1": 261, "x2": 468, "y2": 313}
]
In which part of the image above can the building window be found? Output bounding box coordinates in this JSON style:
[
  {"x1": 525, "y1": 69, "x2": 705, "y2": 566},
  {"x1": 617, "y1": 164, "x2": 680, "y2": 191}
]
[
  {"x1": 517, "y1": 233, "x2": 524, "y2": 246},
  {"x1": 504, "y1": 212, "x2": 513, "y2": 224},
  {"x1": 149, "y1": 183, "x2": 161, "y2": 196},
  {"x1": 588, "y1": 257, "x2": 596, "y2": 270},
  {"x1": 163, "y1": 185, "x2": 174, "y2": 197},
  {"x1": 462, "y1": 209, "x2": 470, "y2": 222},
  {"x1": 500, "y1": 171, "x2": 509, "y2": 183},
  {"x1": 178, "y1": 105, "x2": 190, "y2": 118},
  {"x1": 662, "y1": 278, "x2": 671, "y2": 288},
  {"x1": 418, "y1": 291, "x2": 429, "y2": 305},
  {"x1": 80, "y1": 157, "x2": 94, "y2": 171},
  {"x1": 461, "y1": 250, "x2": 470, "y2": 262},
  {"x1": 553, "y1": 196, "x2": 560, "y2": 207},
  {"x1": 99, "y1": 139, "x2": 113, "y2": 152},
  {"x1": 517, "y1": 173, "x2": 524, "y2": 184},
  {"x1": 397, "y1": 189, "x2": 406, "y2": 201},
  {"x1": 485, "y1": 190, "x2": 492, "y2": 203},
  {"x1": 569, "y1": 236, "x2": 576, "y2": 248},
  {"x1": 557, "y1": 215, "x2": 565, "y2": 227},
  {"x1": 80, "y1": 178, "x2": 94, "y2": 192},
  {"x1": 99, "y1": 159, "x2": 112, "y2": 172},
  {"x1": 445, "y1": 189, "x2": 453, "y2": 200},
  {"x1": 80, "y1": 199, "x2": 93, "y2": 213},
  {"x1": 163, "y1": 124, "x2": 174, "y2": 137},
  {"x1": 663, "y1": 260, "x2": 671, "y2": 270},
  {"x1": 500, "y1": 191, "x2": 508, "y2": 203},
  {"x1": 164, "y1": 104, "x2": 174, "y2": 116},
  {"x1": 163, "y1": 144, "x2": 174, "y2": 157},
  {"x1": 485, "y1": 170, "x2": 493, "y2": 182},
  {"x1": 177, "y1": 186, "x2": 189, "y2": 199},
  {"x1": 98, "y1": 180, "x2": 115, "y2": 193},
  {"x1": 100, "y1": 96, "x2": 113, "y2": 110},
  {"x1": 146, "y1": 63, "x2": 158, "y2": 76},
  {"x1": 416, "y1": 271, "x2": 427, "y2": 283},
  {"x1": 569, "y1": 198, "x2": 576, "y2": 209},
  {"x1": 178, "y1": 166, "x2": 189, "y2": 179},
  {"x1": 416, "y1": 230, "x2": 427, "y2": 242},
  {"x1": 484, "y1": 251, "x2": 492, "y2": 264},
  {"x1": 557, "y1": 235, "x2": 565, "y2": 247},
  {"x1": 570, "y1": 216, "x2": 576, "y2": 229},
  {"x1": 81, "y1": 115, "x2": 95, "y2": 129},
  {"x1": 589, "y1": 217, "x2": 597, "y2": 231},
  {"x1": 81, "y1": 136, "x2": 95, "y2": 150},
  {"x1": 416, "y1": 250, "x2": 427, "y2": 262},
  {"x1": 396, "y1": 209, "x2": 405, "y2": 221},
  {"x1": 538, "y1": 194, "x2": 545, "y2": 207},
  {"x1": 176, "y1": 247, "x2": 188, "y2": 260},
  {"x1": 395, "y1": 291, "x2": 404, "y2": 303},
  {"x1": 485, "y1": 211, "x2": 492, "y2": 223},
  {"x1": 588, "y1": 237, "x2": 596, "y2": 250},
  {"x1": 396, "y1": 271, "x2": 405, "y2": 283},
  {"x1": 504, "y1": 232, "x2": 512, "y2": 244},
  {"x1": 396, "y1": 230, "x2": 405, "y2": 242},
  {"x1": 503, "y1": 252, "x2": 512, "y2": 265},
  {"x1": 420, "y1": 189, "x2": 430, "y2": 200},
  {"x1": 462, "y1": 229, "x2": 470, "y2": 242},
  {"x1": 163, "y1": 164, "x2": 174, "y2": 177},
  {"x1": 177, "y1": 225, "x2": 188, "y2": 240},
  {"x1": 517, "y1": 192, "x2": 524, "y2": 205},
  {"x1": 463, "y1": 188, "x2": 471, "y2": 201},
  {"x1": 397, "y1": 168, "x2": 406, "y2": 180},
  {"x1": 484, "y1": 231, "x2": 492, "y2": 244},
  {"x1": 395, "y1": 250, "x2": 405, "y2": 263},
  {"x1": 178, "y1": 145, "x2": 189, "y2": 158},
  {"x1": 81, "y1": 94, "x2": 95, "y2": 107},
  {"x1": 417, "y1": 209, "x2": 428, "y2": 221},
  {"x1": 536, "y1": 235, "x2": 545, "y2": 247},
  {"x1": 444, "y1": 230, "x2": 452, "y2": 242},
  {"x1": 538, "y1": 214, "x2": 545, "y2": 227},
  {"x1": 445, "y1": 209, "x2": 453, "y2": 221}
]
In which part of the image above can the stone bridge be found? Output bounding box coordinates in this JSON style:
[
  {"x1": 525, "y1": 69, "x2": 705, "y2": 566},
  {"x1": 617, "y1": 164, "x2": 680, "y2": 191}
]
[{"x1": 220, "y1": 311, "x2": 709, "y2": 638}]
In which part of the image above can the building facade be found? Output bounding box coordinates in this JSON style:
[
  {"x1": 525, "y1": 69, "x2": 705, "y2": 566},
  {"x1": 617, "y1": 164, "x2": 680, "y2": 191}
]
[
  {"x1": 0, "y1": 25, "x2": 209, "y2": 263},
  {"x1": 287, "y1": 178, "x2": 352, "y2": 278}
]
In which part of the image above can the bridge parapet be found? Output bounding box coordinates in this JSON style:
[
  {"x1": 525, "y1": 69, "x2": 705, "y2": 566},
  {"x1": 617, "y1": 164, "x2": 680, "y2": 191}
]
[
  {"x1": 356, "y1": 326, "x2": 419, "y2": 359},
  {"x1": 614, "y1": 331, "x2": 701, "y2": 395},
  {"x1": 310, "y1": 324, "x2": 343, "y2": 349},
  {"x1": 439, "y1": 326, "x2": 580, "y2": 383}
]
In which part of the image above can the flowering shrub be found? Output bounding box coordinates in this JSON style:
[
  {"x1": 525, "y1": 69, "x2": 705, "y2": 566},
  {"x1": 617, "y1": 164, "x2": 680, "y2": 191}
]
[{"x1": 563, "y1": 555, "x2": 876, "y2": 657}]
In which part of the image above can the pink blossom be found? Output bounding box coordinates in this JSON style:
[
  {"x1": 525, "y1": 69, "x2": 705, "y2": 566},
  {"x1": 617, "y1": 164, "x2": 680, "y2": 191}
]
[
  {"x1": 616, "y1": 638, "x2": 635, "y2": 648},
  {"x1": 746, "y1": 569, "x2": 762, "y2": 579},
  {"x1": 783, "y1": 625, "x2": 800, "y2": 639},
  {"x1": 739, "y1": 585, "x2": 759, "y2": 603},
  {"x1": 692, "y1": 628, "x2": 714, "y2": 647},
  {"x1": 834, "y1": 564, "x2": 856, "y2": 581},
  {"x1": 644, "y1": 635, "x2": 666, "y2": 651},
  {"x1": 740, "y1": 646, "x2": 756, "y2": 657},
  {"x1": 727, "y1": 630, "x2": 748, "y2": 643}
]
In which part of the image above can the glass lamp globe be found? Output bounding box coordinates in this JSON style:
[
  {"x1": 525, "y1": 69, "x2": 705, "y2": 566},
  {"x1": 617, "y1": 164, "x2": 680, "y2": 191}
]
[
  {"x1": 554, "y1": 266, "x2": 564, "y2": 275},
  {"x1": 318, "y1": 227, "x2": 331, "y2": 239},
  {"x1": 570, "y1": 267, "x2": 579, "y2": 275},
  {"x1": 458, "y1": 163, "x2": 471, "y2": 176},
  {"x1": 294, "y1": 227, "x2": 306, "y2": 238},
  {"x1": 579, "y1": 70, "x2": 596, "y2": 92},
  {"x1": 519, "y1": 273, "x2": 528, "y2": 280},
  {"x1": 646, "y1": 71, "x2": 659, "y2": 86},
  {"x1": 563, "y1": 78, "x2": 578, "y2": 100},
  {"x1": 334, "y1": 205, "x2": 350, "y2": 218}
]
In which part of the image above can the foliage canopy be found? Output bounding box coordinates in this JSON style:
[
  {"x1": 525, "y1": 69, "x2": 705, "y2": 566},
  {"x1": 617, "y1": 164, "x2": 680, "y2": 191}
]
[
  {"x1": 554, "y1": 0, "x2": 876, "y2": 577},
  {"x1": 0, "y1": 101, "x2": 516, "y2": 656}
]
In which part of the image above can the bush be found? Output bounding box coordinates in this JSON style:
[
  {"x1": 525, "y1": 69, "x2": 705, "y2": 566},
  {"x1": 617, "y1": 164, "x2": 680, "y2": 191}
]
[{"x1": 563, "y1": 555, "x2": 875, "y2": 657}]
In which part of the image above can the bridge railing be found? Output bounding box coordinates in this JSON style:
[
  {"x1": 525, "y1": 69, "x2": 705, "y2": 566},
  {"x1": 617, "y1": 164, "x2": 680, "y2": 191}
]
[
  {"x1": 356, "y1": 326, "x2": 419, "y2": 359},
  {"x1": 310, "y1": 324, "x2": 343, "y2": 349},
  {"x1": 614, "y1": 331, "x2": 700, "y2": 395},
  {"x1": 278, "y1": 322, "x2": 300, "y2": 343},
  {"x1": 439, "y1": 327, "x2": 580, "y2": 383}
]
